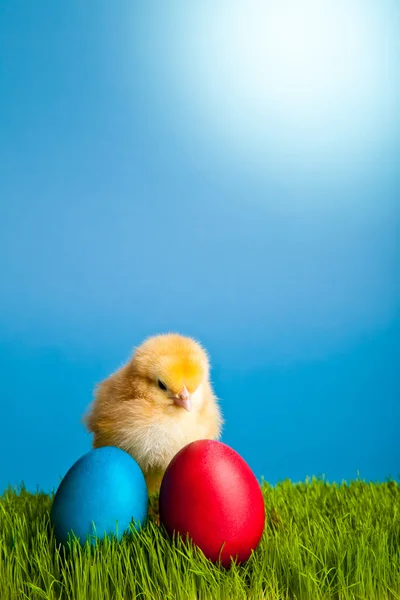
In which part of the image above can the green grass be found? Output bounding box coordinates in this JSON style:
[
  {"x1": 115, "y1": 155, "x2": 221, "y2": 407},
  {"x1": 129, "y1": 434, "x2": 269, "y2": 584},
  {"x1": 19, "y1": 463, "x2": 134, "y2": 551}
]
[{"x1": 0, "y1": 478, "x2": 399, "y2": 600}]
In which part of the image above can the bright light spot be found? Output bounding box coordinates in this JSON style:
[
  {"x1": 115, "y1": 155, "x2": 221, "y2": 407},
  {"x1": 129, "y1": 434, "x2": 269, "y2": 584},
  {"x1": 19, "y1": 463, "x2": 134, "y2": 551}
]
[{"x1": 148, "y1": 0, "x2": 399, "y2": 175}]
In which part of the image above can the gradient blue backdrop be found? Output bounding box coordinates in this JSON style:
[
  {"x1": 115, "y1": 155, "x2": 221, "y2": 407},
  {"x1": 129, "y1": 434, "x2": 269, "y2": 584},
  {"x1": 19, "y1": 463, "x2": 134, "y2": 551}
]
[{"x1": 1, "y1": 1, "x2": 399, "y2": 493}]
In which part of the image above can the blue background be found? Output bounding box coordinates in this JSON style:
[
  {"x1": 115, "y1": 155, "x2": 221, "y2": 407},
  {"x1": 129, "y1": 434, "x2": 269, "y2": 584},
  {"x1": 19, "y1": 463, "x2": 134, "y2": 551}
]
[{"x1": 1, "y1": 1, "x2": 399, "y2": 493}]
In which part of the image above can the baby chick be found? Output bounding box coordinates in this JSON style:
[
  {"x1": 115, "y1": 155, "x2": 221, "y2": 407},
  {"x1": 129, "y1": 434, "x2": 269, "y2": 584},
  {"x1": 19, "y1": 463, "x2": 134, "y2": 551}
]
[{"x1": 83, "y1": 333, "x2": 223, "y2": 496}]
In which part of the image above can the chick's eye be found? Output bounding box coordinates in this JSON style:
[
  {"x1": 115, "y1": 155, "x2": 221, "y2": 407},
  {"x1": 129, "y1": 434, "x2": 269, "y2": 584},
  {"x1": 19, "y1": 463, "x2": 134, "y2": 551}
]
[{"x1": 157, "y1": 380, "x2": 167, "y2": 391}]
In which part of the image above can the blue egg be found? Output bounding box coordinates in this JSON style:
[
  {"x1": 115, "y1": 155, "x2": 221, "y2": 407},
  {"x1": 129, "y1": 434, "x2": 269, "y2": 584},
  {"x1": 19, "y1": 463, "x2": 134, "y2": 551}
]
[{"x1": 50, "y1": 447, "x2": 148, "y2": 544}]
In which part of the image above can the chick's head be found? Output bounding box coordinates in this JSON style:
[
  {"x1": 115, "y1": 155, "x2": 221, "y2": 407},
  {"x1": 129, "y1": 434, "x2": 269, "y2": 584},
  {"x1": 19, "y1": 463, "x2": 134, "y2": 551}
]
[{"x1": 131, "y1": 333, "x2": 209, "y2": 413}]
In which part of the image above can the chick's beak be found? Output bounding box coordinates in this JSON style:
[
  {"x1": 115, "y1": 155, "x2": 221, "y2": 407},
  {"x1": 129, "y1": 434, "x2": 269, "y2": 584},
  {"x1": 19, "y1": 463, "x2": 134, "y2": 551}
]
[{"x1": 173, "y1": 387, "x2": 192, "y2": 412}]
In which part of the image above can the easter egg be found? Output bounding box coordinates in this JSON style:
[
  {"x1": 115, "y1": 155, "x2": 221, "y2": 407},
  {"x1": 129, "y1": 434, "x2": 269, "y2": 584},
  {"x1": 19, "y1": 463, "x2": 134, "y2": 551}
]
[
  {"x1": 50, "y1": 447, "x2": 148, "y2": 544},
  {"x1": 159, "y1": 439, "x2": 265, "y2": 568}
]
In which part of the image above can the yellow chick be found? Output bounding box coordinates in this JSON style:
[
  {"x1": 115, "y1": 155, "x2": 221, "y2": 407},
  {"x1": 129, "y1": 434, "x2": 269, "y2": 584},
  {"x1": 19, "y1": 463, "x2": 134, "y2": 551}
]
[{"x1": 83, "y1": 333, "x2": 223, "y2": 495}]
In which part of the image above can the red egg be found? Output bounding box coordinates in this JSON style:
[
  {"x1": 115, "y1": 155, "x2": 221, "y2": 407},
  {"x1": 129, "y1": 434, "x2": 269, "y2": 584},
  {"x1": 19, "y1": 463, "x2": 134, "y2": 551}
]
[{"x1": 159, "y1": 439, "x2": 265, "y2": 568}]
